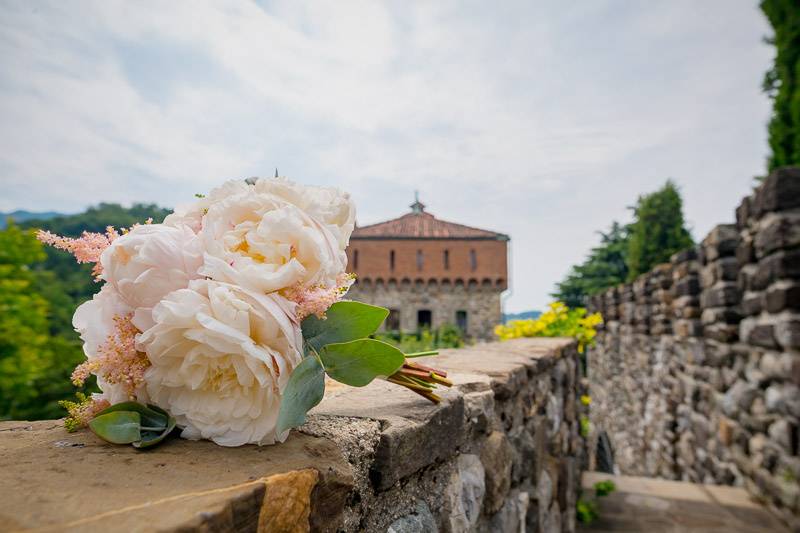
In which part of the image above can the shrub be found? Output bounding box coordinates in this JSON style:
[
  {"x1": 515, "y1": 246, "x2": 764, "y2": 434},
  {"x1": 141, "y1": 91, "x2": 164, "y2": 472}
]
[{"x1": 494, "y1": 301, "x2": 603, "y2": 353}]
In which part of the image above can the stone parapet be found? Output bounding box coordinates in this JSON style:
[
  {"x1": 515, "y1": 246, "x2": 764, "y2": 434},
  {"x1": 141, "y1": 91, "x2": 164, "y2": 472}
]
[
  {"x1": 0, "y1": 337, "x2": 584, "y2": 533},
  {"x1": 588, "y1": 167, "x2": 800, "y2": 530}
]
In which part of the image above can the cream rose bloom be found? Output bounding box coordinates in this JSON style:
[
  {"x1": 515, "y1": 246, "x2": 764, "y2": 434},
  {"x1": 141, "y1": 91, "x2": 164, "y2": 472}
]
[
  {"x1": 197, "y1": 181, "x2": 350, "y2": 293},
  {"x1": 138, "y1": 280, "x2": 303, "y2": 446},
  {"x1": 99, "y1": 223, "x2": 203, "y2": 331},
  {"x1": 73, "y1": 284, "x2": 138, "y2": 404},
  {"x1": 164, "y1": 177, "x2": 356, "y2": 248}
]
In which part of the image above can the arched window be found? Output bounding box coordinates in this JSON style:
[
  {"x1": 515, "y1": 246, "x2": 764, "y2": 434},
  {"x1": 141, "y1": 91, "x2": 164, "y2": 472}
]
[
  {"x1": 390, "y1": 250, "x2": 395, "y2": 271},
  {"x1": 353, "y1": 249, "x2": 359, "y2": 270},
  {"x1": 417, "y1": 250, "x2": 424, "y2": 271},
  {"x1": 469, "y1": 249, "x2": 477, "y2": 271},
  {"x1": 443, "y1": 249, "x2": 450, "y2": 270}
]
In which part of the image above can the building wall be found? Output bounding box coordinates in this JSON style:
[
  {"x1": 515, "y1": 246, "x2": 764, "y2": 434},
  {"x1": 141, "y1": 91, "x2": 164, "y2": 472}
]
[
  {"x1": 347, "y1": 279, "x2": 502, "y2": 340},
  {"x1": 347, "y1": 238, "x2": 508, "y2": 289}
]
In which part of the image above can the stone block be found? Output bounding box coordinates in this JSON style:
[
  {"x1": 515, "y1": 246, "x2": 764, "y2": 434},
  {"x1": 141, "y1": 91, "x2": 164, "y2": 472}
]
[
  {"x1": 736, "y1": 235, "x2": 755, "y2": 266},
  {"x1": 701, "y1": 224, "x2": 739, "y2": 262},
  {"x1": 737, "y1": 194, "x2": 755, "y2": 229},
  {"x1": 480, "y1": 431, "x2": 514, "y2": 514},
  {"x1": 741, "y1": 291, "x2": 763, "y2": 316},
  {"x1": 674, "y1": 319, "x2": 702, "y2": 338},
  {"x1": 0, "y1": 420, "x2": 354, "y2": 532},
  {"x1": 700, "y1": 257, "x2": 740, "y2": 287},
  {"x1": 674, "y1": 276, "x2": 700, "y2": 297},
  {"x1": 755, "y1": 212, "x2": 800, "y2": 258},
  {"x1": 444, "y1": 454, "x2": 485, "y2": 532},
  {"x1": 765, "y1": 280, "x2": 800, "y2": 313},
  {"x1": 740, "y1": 317, "x2": 778, "y2": 349},
  {"x1": 387, "y1": 501, "x2": 438, "y2": 533},
  {"x1": 755, "y1": 166, "x2": 800, "y2": 214},
  {"x1": 701, "y1": 307, "x2": 741, "y2": 325},
  {"x1": 671, "y1": 247, "x2": 698, "y2": 264},
  {"x1": 700, "y1": 282, "x2": 740, "y2": 308},
  {"x1": 775, "y1": 313, "x2": 800, "y2": 349},
  {"x1": 752, "y1": 248, "x2": 800, "y2": 291}
]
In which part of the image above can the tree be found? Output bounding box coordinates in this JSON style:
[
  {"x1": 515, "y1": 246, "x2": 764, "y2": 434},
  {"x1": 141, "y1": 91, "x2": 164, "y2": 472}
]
[
  {"x1": 553, "y1": 222, "x2": 630, "y2": 307},
  {"x1": 761, "y1": 0, "x2": 800, "y2": 171},
  {"x1": 0, "y1": 222, "x2": 86, "y2": 419},
  {"x1": 626, "y1": 181, "x2": 693, "y2": 280}
]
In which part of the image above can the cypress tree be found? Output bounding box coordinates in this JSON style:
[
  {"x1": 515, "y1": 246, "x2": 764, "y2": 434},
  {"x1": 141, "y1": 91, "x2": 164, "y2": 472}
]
[
  {"x1": 761, "y1": 0, "x2": 800, "y2": 170},
  {"x1": 626, "y1": 181, "x2": 693, "y2": 280}
]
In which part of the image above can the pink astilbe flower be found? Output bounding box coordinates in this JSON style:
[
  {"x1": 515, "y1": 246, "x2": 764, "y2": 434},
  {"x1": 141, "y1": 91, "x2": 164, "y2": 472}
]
[
  {"x1": 36, "y1": 226, "x2": 120, "y2": 280},
  {"x1": 72, "y1": 313, "x2": 150, "y2": 399},
  {"x1": 284, "y1": 272, "x2": 356, "y2": 320}
]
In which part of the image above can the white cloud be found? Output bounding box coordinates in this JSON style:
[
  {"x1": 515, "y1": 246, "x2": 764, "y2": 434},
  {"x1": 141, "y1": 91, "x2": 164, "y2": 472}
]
[{"x1": 0, "y1": 0, "x2": 773, "y2": 312}]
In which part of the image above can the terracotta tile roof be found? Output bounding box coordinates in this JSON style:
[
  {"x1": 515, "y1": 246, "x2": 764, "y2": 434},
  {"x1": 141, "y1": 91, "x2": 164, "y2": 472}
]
[{"x1": 352, "y1": 211, "x2": 509, "y2": 240}]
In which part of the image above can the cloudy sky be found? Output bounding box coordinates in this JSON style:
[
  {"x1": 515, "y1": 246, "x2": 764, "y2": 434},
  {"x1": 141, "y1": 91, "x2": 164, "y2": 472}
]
[{"x1": 0, "y1": 1, "x2": 773, "y2": 312}]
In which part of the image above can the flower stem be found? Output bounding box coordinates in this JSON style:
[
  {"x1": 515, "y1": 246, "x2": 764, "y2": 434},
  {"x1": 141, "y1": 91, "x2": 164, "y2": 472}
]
[{"x1": 404, "y1": 350, "x2": 439, "y2": 358}]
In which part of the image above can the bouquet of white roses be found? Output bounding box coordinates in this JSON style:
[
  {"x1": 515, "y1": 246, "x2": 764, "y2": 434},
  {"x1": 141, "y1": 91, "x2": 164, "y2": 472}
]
[{"x1": 41, "y1": 177, "x2": 450, "y2": 448}]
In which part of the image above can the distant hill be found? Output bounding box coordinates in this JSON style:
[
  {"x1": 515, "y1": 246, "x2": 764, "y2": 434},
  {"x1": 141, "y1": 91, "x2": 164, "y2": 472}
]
[
  {"x1": 503, "y1": 310, "x2": 541, "y2": 323},
  {"x1": 0, "y1": 210, "x2": 64, "y2": 228}
]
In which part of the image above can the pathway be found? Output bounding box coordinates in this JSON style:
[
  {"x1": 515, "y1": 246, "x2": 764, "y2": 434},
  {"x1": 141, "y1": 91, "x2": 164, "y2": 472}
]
[{"x1": 578, "y1": 472, "x2": 790, "y2": 533}]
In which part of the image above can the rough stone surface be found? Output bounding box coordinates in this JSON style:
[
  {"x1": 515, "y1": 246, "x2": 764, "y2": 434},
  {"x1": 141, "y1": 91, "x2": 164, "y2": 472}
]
[
  {"x1": 0, "y1": 338, "x2": 585, "y2": 532},
  {"x1": 587, "y1": 168, "x2": 800, "y2": 531}
]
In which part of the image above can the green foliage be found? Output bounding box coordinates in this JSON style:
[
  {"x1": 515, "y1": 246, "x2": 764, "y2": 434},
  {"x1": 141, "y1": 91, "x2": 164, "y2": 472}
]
[
  {"x1": 626, "y1": 181, "x2": 693, "y2": 280},
  {"x1": 0, "y1": 204, "x2": 170, "y2": 421},
  {"x1": 374, "y1": 324, "x2": 465, "y2": 353},
  {"x1": 495, "y1": 302, "x2": 603, "y2": 354},
  {"x1": 761, "y1": 0, "x2": 800, "y2": 171},
  {"x1": 301, "y1": 301, "x2": 388, "y2": 353},
  {"x1": 319, "y1": 339, "x2": 405, "y2": 387},
  {"x1": 594, "y1": 479, "x2": 616, "y2": 497},
  {"x1": 576, "y1": 479, "x2": 617, "y2": 524},
  {"x1": 279, "y1": 302, "x2": 396, "y2": 434},
  {"x1": 552, "y1": 222, "x2": 630, "y2": 307},
  {"x1": 87, "y1": 402, "x2": 176, "y2": 448},
  {"x1": 0, "y1": 222, "x2": 89, "y2": 420},
  {"x1": 576, "y1": 498, "x2": 598, "y2": 524},
  {"x1": 579, "y1": 415, "x2": 591, "y2": 438},
  {"x1": 276, "y1": 355, "x2": 326, "y2": 434}
]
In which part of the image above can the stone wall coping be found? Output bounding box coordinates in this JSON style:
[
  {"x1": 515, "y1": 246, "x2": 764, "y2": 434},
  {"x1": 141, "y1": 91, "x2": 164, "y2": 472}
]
[{"x1": 0, "y1": 337, "x2": 577, "y2": 532}]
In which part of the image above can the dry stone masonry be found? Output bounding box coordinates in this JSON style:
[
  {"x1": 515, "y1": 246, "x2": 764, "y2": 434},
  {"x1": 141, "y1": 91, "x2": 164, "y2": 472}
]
[
  {"x1": 588, "y1": 167, "x2": 800, "y2": 530},
  {"x1": 0, "y1": 338, "x2": 585, "y2": 532}
]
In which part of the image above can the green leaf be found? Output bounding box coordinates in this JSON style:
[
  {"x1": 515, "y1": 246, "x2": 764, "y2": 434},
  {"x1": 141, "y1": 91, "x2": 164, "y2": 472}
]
[
  {"x1": 134, "y1": 413, "x2": 177, "y2": 449},
  {"x1": 276, "y1": 355, "x2": 326, "y2": 434},
  {"x1": 94, "y1": 401, "x2": 167, "y2": 429},
  {"x1": 319, "y1": 338, "x2": 404, "y2": 387},
  {"x1": 89, "y1": 411, "x2": 142, "y2": 444},
  {"x1": 302, "y1": 301, "x2": 388, "y2": 353}
]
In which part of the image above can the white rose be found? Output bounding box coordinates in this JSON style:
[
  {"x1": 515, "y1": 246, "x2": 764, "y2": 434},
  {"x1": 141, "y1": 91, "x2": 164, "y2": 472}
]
[
  {"x1": 164, "y1": 180, "x2": 250, "y2": 232},
  {"x1": 198, "y1": 184, "x2": 347, "y2": 293},
  {"x1": 72, "y1": 284, "x2": 137, "y2": 404},
  {"x1": 99, "y1": 224, "x2": 203, "y2": 330},
  {"x1": 253, "y1": 177, "x2": 356, "y2": 249},
  {"x1": 138, "y1": 280, "x2": 303, "y2": 446}
]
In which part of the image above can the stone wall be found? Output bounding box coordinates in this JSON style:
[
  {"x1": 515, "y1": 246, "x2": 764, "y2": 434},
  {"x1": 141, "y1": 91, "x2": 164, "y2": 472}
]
[
  {"x1": 587, "y1": 167, "x2": 800, "y2": 530},
  {"x1": 0, "y1": 338, "x2": 585, "y2": 533},
  {"x1": 348, "y1": 279, "x2": 502, "y2": 340}
]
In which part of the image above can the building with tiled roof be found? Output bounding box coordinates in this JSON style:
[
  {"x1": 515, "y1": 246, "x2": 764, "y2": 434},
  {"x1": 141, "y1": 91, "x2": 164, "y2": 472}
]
[{"x1": 346, "y1": 194, "x2": 509, "y2": 339}]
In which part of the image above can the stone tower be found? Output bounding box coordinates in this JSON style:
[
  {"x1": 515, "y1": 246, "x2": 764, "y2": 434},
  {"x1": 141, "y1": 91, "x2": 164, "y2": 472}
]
[{"x1": 346, "y1": 196, "x2": 509, "y2": 339}]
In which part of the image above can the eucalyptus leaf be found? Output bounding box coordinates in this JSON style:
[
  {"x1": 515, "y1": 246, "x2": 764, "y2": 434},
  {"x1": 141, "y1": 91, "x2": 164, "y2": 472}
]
[
  {"x1": 134, "y1": 413, "x2": 177, "y2": 449},
  {"x1": 89, "y1": 411, "x2": 142, "y2": 444},
  {"x1": 302, "y1": 301, "x2": 388, "y2": 353},
  {"x1": 94, "y1": 401, "x2": 167, "y2": 429},
  {"x1": 319, "y1": 338, "x2": 405, "y2": 387},
  {"x1": 276, "y1": 355, "x2": 326, "y2": 434}
]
